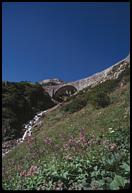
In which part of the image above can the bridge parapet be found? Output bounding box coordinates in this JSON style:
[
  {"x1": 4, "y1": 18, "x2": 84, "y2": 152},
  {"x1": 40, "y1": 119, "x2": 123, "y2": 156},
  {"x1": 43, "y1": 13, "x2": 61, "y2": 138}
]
[{"x1": 41, "y1": 55, "x2": 129, "y2": 98}]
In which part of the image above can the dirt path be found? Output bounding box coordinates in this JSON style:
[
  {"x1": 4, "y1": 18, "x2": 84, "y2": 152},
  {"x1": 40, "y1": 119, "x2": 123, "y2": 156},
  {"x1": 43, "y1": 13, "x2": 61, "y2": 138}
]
[{"x1": 45, "y1": 103, "x2": 61, "y2": 113}]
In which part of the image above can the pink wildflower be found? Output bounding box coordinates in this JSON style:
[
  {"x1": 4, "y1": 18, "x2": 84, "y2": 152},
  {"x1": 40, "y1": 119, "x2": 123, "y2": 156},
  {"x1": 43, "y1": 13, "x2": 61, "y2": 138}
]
[
  {"x1": 68, "y1": 137, "x2": 76, "y2": 146},
  {"x1": 44, "y1": 137, "x2": 52, "y2": 145},
  {"x1": 20, "y1": 170, "x2": 27, "y2": 177},
  {"x1": 55, "y1": 181, "x2": 63, "y2": 190},
  {"x1": 79, "y1": 128, "x2": 85, "y2": 139},
  {"x1": 63, "y1": 143, "x2": 69, "y2": 150},
  {"x1": 26, "y1": 165, "x2": 39, "y2": 177},
  {"x1": 64, "y1": 154, "x2": 73, "y2": 161},
  {"x1": 26, "y1": 135, "x2": 34, "y2": 144},
  {"x1": 109, "y1": 143, "x2": 117, "y2": 151},
  {"x1": 76, "y1": 139, "x2": 81, "y2": 144},
  {"x1": 20, "y1": 165, "x2": 39, "y2": 177},
  {"x1": 79, "y1": 129, "x2": 87, "y2": 145}
]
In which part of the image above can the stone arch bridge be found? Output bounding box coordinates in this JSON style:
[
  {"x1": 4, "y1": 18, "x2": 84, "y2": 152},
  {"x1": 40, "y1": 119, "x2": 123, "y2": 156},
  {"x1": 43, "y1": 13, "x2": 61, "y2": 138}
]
[{"x1": 41, "y1": 55, "x2": 130, "y2": 101}]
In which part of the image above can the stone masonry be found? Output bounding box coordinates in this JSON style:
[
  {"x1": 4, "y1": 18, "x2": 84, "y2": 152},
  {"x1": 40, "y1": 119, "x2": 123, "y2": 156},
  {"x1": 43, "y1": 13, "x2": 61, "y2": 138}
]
[{"x1": 40, "y1": 54, "x2": 130, "y2": 98}]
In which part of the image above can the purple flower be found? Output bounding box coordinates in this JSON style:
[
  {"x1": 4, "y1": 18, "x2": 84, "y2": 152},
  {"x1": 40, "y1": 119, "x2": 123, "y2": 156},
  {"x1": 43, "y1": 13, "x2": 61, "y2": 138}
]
[{"x1": 44, "y1": 137, "x2": 52, "y2": 145}]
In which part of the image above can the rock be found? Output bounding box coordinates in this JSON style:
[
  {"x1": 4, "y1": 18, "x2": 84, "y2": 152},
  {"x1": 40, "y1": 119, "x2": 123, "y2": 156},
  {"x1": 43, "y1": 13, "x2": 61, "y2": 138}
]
[
  {"x1": 37, "y1": 111, "x2": 45, "y2": 117},
  {"x1": 39, "y1": 78, "x2": 65, "y2": 86},
  {"x1": 28, "y1": 125, "x2": 32, "y2": 129},
  {"x1": 25, "y1": 125, "x2": 28, "y2": 129},
  {"x1": 22, "y1": 130, "x2": 28, "y2": 140},
  {"x1": 29, "y1": 120, "x2": 34, "y2": 126}
]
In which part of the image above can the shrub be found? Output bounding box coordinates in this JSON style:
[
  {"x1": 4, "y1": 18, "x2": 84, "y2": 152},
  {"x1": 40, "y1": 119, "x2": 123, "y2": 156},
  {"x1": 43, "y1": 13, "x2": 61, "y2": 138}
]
[
  {"x1": 89, "y1": 91, "x2": 110, "y2": 109},
  {"x1": 62, "y1": 98, "x2": 87, "y2": 113}
]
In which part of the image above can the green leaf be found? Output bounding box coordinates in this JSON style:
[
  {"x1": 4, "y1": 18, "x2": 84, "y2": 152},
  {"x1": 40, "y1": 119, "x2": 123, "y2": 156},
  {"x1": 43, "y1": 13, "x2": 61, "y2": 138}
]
[
  {"x1": 110, "y1": 175, "x2": 126, "y2": 190},
  {"x1": 63, "y1": 171, "x2": 68, "y2": 179},
  {"x1": 110, "y1": 180, "x2": 120, "y2": 190},
  {"x1": 78, "y1": 168, "x2": 83, "y2": 173},
  {"x1": 120, "y1": 163, "x2": 130, "y2": 172},
  {"x1": 91, "y1": 171, "x2": 95, "y2": 177},
  {"x1": 98, "y1": 179, "x2": 105, "y2": 186},
  {"x1": 100, "y1": 170, "x2": 105, "y2": 176},
  {"x1": 52, "y1": 171, "x2": 58, "y2": 176},
  {"x1": 94, "y1": 166, "x2": 98, "y2": 171}
]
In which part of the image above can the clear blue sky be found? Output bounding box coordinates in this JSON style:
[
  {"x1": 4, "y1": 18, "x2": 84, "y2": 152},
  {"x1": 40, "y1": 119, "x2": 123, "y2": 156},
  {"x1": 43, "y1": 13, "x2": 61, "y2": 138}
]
[{"x1": 2, "y1": 2, "x2": 130, "y2": 83}]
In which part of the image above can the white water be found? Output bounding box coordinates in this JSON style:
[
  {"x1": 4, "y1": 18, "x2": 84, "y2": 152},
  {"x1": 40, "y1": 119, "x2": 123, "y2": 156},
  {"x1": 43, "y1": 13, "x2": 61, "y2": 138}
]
[
  {"x1": 2, "y1": 110, "x2": 47, "y2": 157},
  {"x1": 2, "y1": 103, "x2": 62, "y2": 157}
]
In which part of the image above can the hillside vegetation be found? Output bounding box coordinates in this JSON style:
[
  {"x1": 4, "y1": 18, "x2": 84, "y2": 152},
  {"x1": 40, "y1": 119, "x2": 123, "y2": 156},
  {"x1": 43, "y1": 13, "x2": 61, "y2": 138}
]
[
  {"x1": 2, "y1": 81, "x2": 55, "y2": 142},
  {"x1": 2, "y1": 66, "x2": 130, "y2": 190}
]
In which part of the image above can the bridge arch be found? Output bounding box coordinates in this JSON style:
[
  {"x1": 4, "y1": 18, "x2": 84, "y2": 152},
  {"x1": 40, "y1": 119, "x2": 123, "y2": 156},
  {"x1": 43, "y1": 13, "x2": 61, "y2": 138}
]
[{"x1": 53, "y1": 85, "x2": 77, "y2": 101}]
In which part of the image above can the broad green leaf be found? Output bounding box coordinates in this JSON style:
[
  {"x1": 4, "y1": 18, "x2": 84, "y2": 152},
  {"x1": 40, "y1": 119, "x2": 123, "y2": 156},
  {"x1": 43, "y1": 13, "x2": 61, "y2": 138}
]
[
  {"x1": 91, "y1": 171, "x2": 95, "y2": 177},
  {"x1": 114, "y1": 175, "x2": 125, "y2": 187},
  {"x1": 78, "y1": 168, "x2": 83, "y2": 173},
  {"x1": 101, "y1": 171, "x2": 106, "y2": 176},
  {"x1": 63, "y1": 171, "x2": 68, "y2": 178},
  {"x1": 110, "y1": 180, "x2": 120, "y2": 190},
  {"x1": 110, "y1": 175, "x2": 126, "y2": 190},
  {"x1": 120, "y1": 163, "x2": 130, "y2": 172},
  {"x1": 94, "y1": 166, "x2": 97, "y2": 171},
  {"x1": 98, "y1": 179, "x2": 105, "y2": 186}
]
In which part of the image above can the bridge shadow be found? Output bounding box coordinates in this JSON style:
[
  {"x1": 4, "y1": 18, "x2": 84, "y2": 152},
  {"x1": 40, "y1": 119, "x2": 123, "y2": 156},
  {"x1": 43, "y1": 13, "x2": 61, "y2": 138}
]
[{"x1": 53, "y1": 85, "x2": 77, "y2": 102}]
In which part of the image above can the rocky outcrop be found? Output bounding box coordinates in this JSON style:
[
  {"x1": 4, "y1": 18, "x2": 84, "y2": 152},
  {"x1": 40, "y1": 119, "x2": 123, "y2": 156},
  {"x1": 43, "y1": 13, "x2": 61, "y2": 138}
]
[{"x1": 39, "y1": 78, "x2": 65, "y2": 86}]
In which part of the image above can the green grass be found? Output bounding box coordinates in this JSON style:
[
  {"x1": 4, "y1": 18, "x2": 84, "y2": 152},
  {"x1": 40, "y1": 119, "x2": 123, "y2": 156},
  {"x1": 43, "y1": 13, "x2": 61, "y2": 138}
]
[{"x1": 2, "y1": 76, "x2": 130, "y2": 190}]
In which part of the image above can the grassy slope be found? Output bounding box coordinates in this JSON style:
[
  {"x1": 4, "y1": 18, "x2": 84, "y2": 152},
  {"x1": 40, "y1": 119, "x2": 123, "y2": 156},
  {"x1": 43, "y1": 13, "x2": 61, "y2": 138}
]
[{"x1": 2, "y1": 77, "x2": 130, "y2": 190}]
